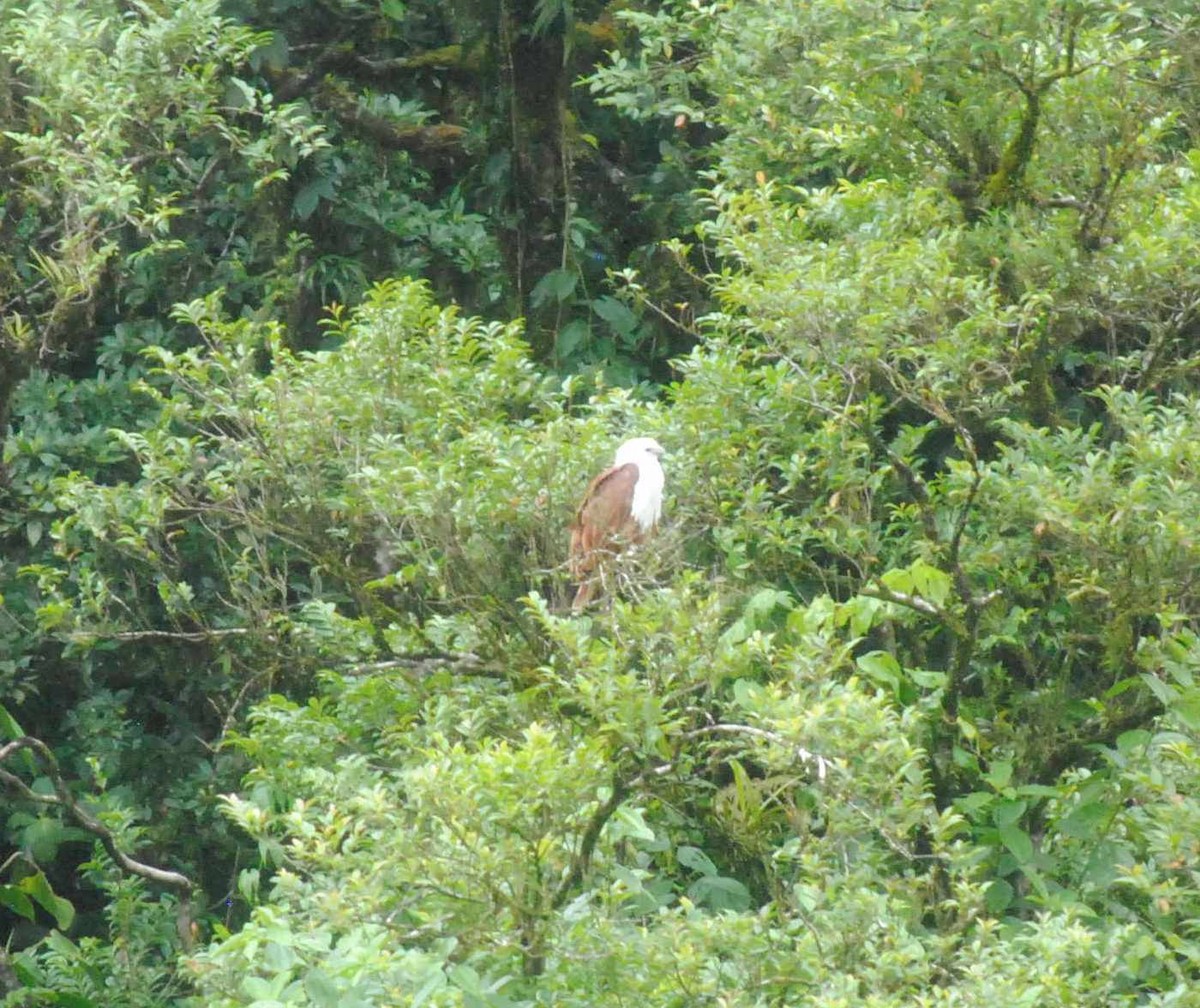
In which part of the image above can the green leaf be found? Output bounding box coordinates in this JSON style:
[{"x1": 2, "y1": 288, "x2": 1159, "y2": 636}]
[
  {"x1": 1140, "y1": 672, "x2": 1175, "y2": 707},
  {"x1": 240, "y1": 976, "x2": 273, "y2": 999},
  {"x1": 1058, "y1": 802, "x2": 1109, "y2": 839},
  {"x1": 1103, "y1": 676, "x2": 1141, "y2": 699},
  {"x1": 21, "y1": 870, "x2": 75, "y2": 930},
  {"x1": 909, "y1": 560, "x2": 952, "y2": 606},
  {"x1": 880, "y1": 561, "x2": 952, "y2": 607},
  {"x1": 448, "y1": 964, "x2": 485, "y2": 998},
  {"x1": 908, "y1": 668, "x2": 947, "y2": 689},
  {"x1": 530, "y1": 268, "x2": 578, "y2": 307},
  {"x1": 611, "y1": 806, "x2": 656, "y2": 842},
  {"x1": 238, "y1": 867, "x2": 261, "y2": 905},
  {"x1": 856, "y1": 650, "x2": 901, "y2": 692},
  {"x1": 718, "y1": 616, "x2": 750, "y2": 648},
  {"x1": 0, "y1": 705, "x2": 36, "y2": 773},
  {"x1": 555, "y1": 319, "x2": 589, "y2": 359},
  {"x1": 744, "y1": 587, "x2": 793, "y2": 623},
  {"x1": 955, "y1": 791, "x2": 993, "y2": 816},
  {"x1": 984, "y1": 878, "x2": 1014, "y2": 914},
  {"x1": 992, "y1": 799, "x2": 1026, "y2": 829},
  {"x1": 21, "y1": 817, "x2": 69, "y2": 863},
  {"x1": 1116, "y1": 729, "x2": 1151, "y2": 754},
  {"x1": 1015, "y1": 784, "x2": 1062, "y2": 799},
  {"x1": 1170, "y1": 691, "x2": 1200, "y2": 732},
  {"x1": 251, "y1": 31, "x2": 290, "y2": 72},
  {"x1": 294, "y1": 176, "x2": 336, "y2": 221},
  {"x1": 721, "y1": 588, "x2": 792, "y2": 647},
  {"x1": 731, "y1": 678, "x2": 764, "y2": 706},
  {"x1": 263, "y1": 940, "x2": 296, "y2": 972},
  {"x1": 687, "y1": 875, "x2": 751, "y2": 911},
  {"x1": 591, "y1": 296, "x2": 638, "y2": 336},
  {"x1": 844, "y1": 594, "x2": 884, "y2": 635},
  {"x1": 411, "y1": 967, "x2": 449, "y2": 1008},
  {"x1": 676, "y1": 845, "x2": 717, "y2": 877},
  {"x1": 531, "y1": 0, "x2": 569, "y2": 38},
  {"x1": 46, "y1": 995, "x2": 99, "y2": 1008},
  {"x1": 224, "y1": 76, "x2": 257, "y2": 110},
  {"x1": 0, "y1": 885, "x2": 35, "y2": 921},
  {"x1": 998, "y1": 823, "x2": 1034, "y2": 863},
  {"x1": 984, "y1": 761, "x2": 1012, "y2": 791},
  {"x1": 0, "y1": 702, "x2": 26, "y2": 740},
  {"x1": 952, "y1": 746, "x2": 980, "y2": 773},
  {"x1": 1081, "y1": 840, "x2": 1129, "y2": 889},
  {"x1": 303, "y1": 968, "x2": 340, "y2": 1008}
]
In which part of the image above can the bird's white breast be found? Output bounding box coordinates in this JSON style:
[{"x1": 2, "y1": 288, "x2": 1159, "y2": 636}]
[{"x1": 630, "y1": 456, "x2": 664, "y2": 532}]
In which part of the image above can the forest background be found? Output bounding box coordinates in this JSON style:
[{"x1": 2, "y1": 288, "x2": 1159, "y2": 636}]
[{"x1": 3, "y1": 0, "x2": 1200, "y2": 1005}]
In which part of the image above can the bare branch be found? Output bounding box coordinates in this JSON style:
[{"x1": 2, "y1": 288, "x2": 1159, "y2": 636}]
[
  {"x1": 685, "y1": 723, "x2": 835, "y2": 780},
  {"x1": 66, "y1": 627, "x2": 256, "y2": 644},
  {"x1": 863, "y1": 584, "x2": 937, "y2": 615},
  {"x1": 0, "y1": 736, "x2": 193, "y2": 895},
  {"x1": 342, "y1": 652, "x2": 501, "y2": 678}
]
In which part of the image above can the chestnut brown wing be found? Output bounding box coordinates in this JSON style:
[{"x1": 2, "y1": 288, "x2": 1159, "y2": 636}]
[{"x1": 568, "y1": 462, "x2": 640, "y2": 579}]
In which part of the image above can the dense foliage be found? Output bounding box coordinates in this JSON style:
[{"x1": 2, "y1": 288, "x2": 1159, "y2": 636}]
[{"x1": 4, "y1": 0, "x2": 1200, "y2": 1004}]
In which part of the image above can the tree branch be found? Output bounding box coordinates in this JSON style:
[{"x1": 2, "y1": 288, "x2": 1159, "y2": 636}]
[
  {"x1": 0, "y1": 736, "x2": 193, "y2": 895},
  {"x1": 861, "y1": 580, "x2": 956, "y2": 622},
  {"x1": 552, "y1": 774, "x2": 631, "y2": 909},
  {"x1": 66, "y1": 627, "x2": 254, "y2": 644},
  {"x1": 911, "y1": 117, "x2": 972, "y2": 175},
  {"x1": 342, "y1": 652, "x2": 501, "y2": 678},
  {"x1": 683, "y1": 723, "x2": 835, "y2": 780}
]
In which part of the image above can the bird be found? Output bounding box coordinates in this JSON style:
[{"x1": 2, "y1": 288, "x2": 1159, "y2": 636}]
[{"x1": 568, "y1": 437, "x2": 665, "y2": 612}]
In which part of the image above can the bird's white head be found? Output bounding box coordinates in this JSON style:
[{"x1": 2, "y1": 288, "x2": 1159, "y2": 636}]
[
  {"x1": 614, "y1": 437, "x2": 666, "y2": 467},
  {"x1": 614, "y1": 437, "x2": 665, "y2": 532}
]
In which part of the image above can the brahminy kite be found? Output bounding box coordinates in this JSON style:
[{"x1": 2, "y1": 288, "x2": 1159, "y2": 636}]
[{"x1": 569, "y1": 436, "x2": 665, "y2": 612}]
